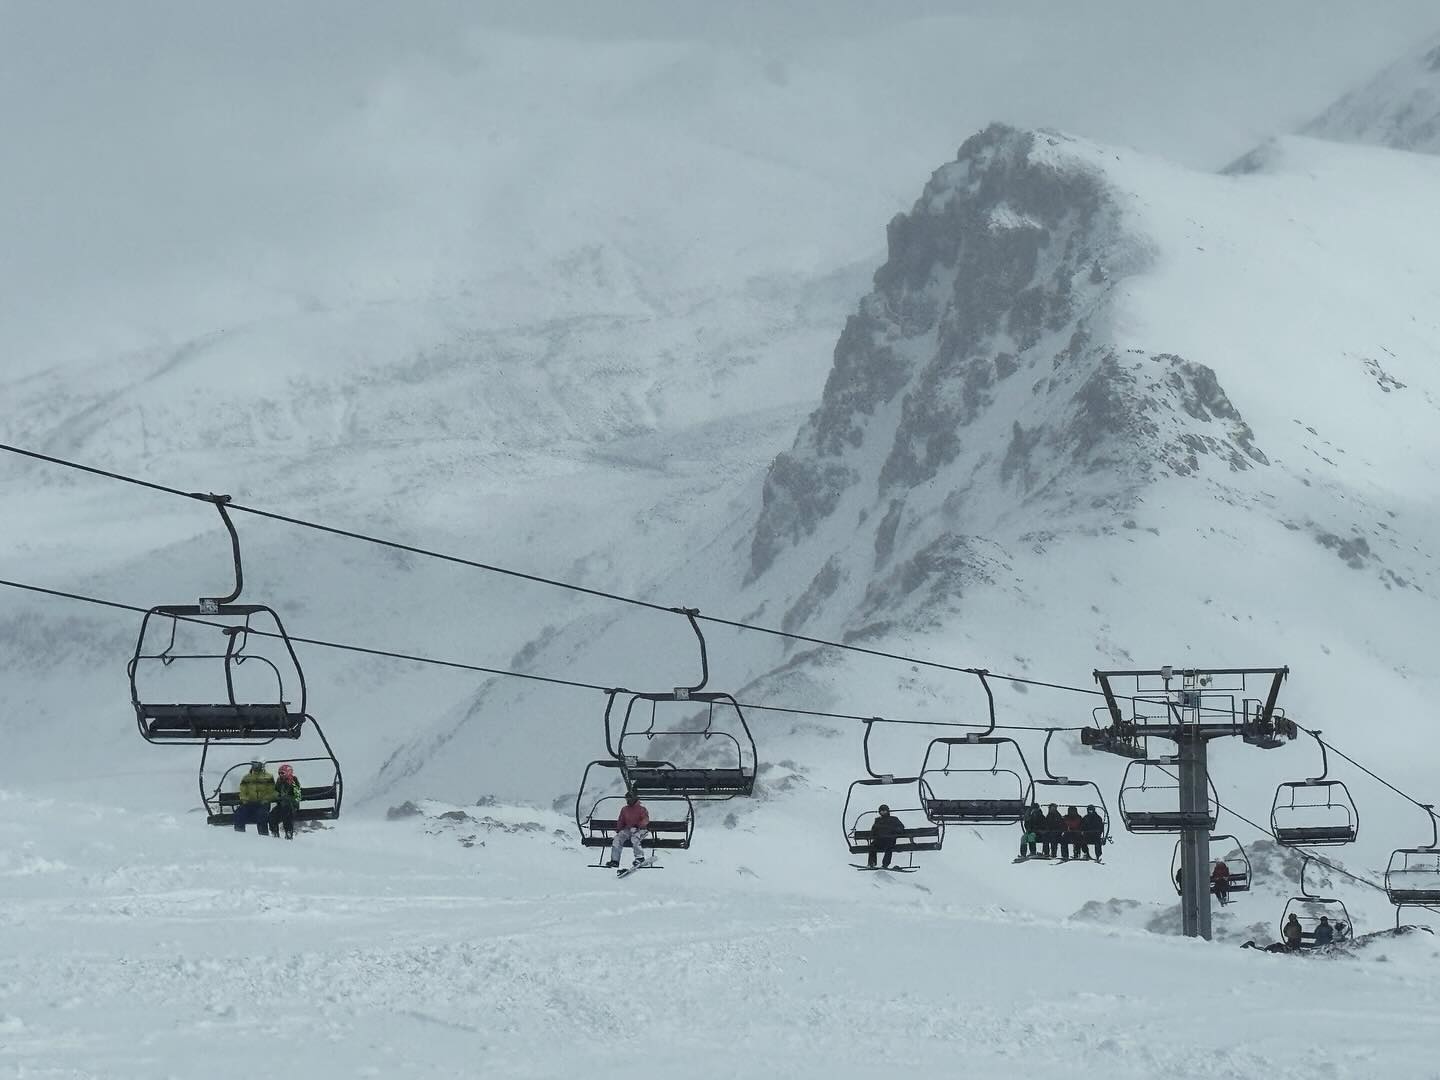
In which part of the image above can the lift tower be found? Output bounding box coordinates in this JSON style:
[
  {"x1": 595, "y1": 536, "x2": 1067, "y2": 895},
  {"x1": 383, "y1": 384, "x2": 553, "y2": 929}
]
[{"x1": 1083, "y1": 667, "x2": 1294, "y2": 940}]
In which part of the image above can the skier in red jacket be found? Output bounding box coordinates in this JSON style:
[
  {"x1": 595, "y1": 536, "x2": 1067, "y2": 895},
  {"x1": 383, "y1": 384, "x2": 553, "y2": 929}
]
[
  {"x1": 1210, "y1": 860, "x2": 1232, "y2": 905},
  {"x1": 608, "y1": 791, "x2": 650, "y2": 869}
]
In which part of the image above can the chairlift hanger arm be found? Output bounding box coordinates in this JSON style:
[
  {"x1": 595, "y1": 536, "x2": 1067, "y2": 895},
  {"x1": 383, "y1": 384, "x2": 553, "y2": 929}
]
[
  {"x1": 670, "y1": 607, "x2": 708, "y2": 695},
  {"x1": 191, "y1": 493, "x2": 243, "y2": 609}
]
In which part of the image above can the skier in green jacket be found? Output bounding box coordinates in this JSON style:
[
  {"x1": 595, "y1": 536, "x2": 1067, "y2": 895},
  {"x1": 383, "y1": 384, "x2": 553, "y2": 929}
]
[{"x1": 234, "y1": 761, "x2": 277, "y2": 836}]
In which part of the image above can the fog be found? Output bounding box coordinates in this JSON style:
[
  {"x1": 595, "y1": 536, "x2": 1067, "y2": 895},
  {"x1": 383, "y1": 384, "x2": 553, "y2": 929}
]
[{"x1": 3, "y1": 0, "x2": 1437, "y2": 371}]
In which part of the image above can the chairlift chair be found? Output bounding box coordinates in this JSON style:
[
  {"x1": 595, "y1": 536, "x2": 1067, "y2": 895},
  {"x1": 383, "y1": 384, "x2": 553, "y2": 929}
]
[
  {"x1": 1027, "y1": 729, "x2": 1112, "y2": 843},
  {"x1": 1170, "y1": 834, "x2": 1252, "y2": 896},
  {"x1": 1270, "y1": 730, "x2": 1358, "y2": 846},
  {"x1": 604, "y1": 610, "x2": 757, "y2": 800},
  {"x1": 917, "y1": 673, "x2": 1033, "y2": 826},
  {"x1": 842, "y1": 775, "x2": 943, "y2": 872},
  {"x1": 200, "y1": 718, "x2": 342, "y2": 826},
  {"x1": 1279, "y1": 855, "x2": 1354, "y2": 946},
  {"x1": 1116, "y1": 758, "x2": 1218, "y2": 834},
  {"x1": 130, "y1": 495, "x2": 308, "y2": 745},
  {"x1": 574, "y1": 759, "x2": 694, "y2": 866},
  {"x1": 1385, "y1": 805, "x2": 1440, "y2": 913}
]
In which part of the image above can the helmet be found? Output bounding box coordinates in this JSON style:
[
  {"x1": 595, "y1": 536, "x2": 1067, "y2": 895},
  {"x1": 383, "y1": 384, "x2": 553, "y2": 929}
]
[
  {"x1": 278, "y1": 763, "x2": 295, "y2": 778},
  {"x1": 878, "y1": 804, "x2": 891, "y2": 814},
  {"x1": 249, "y1": 759, "x2": 265, "y2": 771},
  {"x1": 625, "y1": 791, "x2": 639, "y2": 804}
]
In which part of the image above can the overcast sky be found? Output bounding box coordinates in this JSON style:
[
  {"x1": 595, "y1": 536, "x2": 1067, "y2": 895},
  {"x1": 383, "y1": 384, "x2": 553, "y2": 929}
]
[{"x1": 3, "y1": 1, "x2": 1438, "y2": 370}]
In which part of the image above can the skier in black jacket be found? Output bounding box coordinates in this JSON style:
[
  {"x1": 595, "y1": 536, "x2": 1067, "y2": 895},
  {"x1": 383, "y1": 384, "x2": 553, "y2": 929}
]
[
  {"x1": 867, "y1": 804, "x2": 906, "y2": 869},
  {"x1": 1079, "y1": 805, "x2": 1106, "y2": 861},
  {"x1": 1042, "y1": 804, "x2": 1064, "y2": 859}
]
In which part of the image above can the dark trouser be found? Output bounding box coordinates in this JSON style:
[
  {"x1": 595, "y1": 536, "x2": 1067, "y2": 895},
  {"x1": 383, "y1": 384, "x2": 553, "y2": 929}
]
[
  {"x1": 269, "y1": 804, "x2": 297, "y2": 838},
  {"x1": 1059, "y1": 835, "x2": 1074, "y2": 860},
  {"x1": 868, "y1": 838, "x2": 896, "y2": 868},
  {"x1": 1041, "y1": 832, "x2": 1057, "y2": 857},
  {"x1": 232, "y1": 802, "x2": 272, "y2": 835},
  {"x1": 1080, "y1": 835, "x2": 1103, "y2": 860},
  {"x1": 1212, "y1": 882, "x2": 1229, "y2": 904}
]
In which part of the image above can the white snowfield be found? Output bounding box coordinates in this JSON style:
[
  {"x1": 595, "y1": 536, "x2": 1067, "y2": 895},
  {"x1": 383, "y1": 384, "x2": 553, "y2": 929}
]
[
  {"x1": 3, "y1": 790, "x2": 1438, "y2": 1080},
  {"x1": 7, "y1": 11, "x2": 1440, "y2": 1078}
]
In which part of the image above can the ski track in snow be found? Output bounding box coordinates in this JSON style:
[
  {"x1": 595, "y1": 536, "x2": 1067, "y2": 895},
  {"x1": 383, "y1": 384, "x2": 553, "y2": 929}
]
[{"x1": 3, "y1": 794, "x2": 1439, "y2": 1079}]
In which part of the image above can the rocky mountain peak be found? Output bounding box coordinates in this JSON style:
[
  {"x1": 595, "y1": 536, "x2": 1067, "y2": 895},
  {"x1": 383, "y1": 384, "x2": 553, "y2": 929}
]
[{"x1": 746, "y1": 126, "x2": 1266, "y2": 623}]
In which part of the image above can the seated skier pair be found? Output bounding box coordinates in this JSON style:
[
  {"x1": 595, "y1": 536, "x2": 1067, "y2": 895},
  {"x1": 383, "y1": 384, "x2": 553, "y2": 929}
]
[
  {"x1": 1020, "y1": 803, "x2": 1105, "y2": 861},
  {"x1": 232, "y1": 760, "x2": 304, "y2": 839}
]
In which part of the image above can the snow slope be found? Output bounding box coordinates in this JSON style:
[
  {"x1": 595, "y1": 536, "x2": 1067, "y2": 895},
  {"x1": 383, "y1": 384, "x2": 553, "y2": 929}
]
[{"x1": 4, "y1": 791, "x2": 1439, "y2": 1079}]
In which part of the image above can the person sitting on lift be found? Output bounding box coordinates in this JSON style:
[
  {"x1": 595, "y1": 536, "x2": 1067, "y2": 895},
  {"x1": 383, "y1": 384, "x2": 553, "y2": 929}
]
[
  {"x1": 867, "y1": 804, "x2": 905, "y2": 869},
  {"x1": 269, "y1": 763, "x2": 301, "y2": 840},
  {"x1": 1042, "y1": 803, "x2": 1064, "y2": 859},
  {"x1": 608, "y1": 791, "x2": 650, "y2": 869},
  {"x1": 1080, "y1": 805, "x2": 1106, "y2": 861},
  {"x1": 234, "y1": 760, "x2": 277, "y2": 836},
  {"x1": 1313, "y1": 916, "x2": 1335, "y2": 946},
  {"x1": 1061, "y1": 806, "x2": 1084, "y2": 861},
  {"x1": 1019, "y1": 802, "x2": 1045, "y2": 859},
  {"x1": 1282, "y1": 913, "x2": 1304, "y2": 950},
  {"x1": 1210, "y1": 860, "x2": 1232, "y2": 905}
]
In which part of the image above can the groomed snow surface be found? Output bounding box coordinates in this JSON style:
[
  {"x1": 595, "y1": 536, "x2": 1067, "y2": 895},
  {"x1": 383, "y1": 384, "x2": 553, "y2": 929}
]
[{"x1": 4, "y1": 790, "x2": 1438, "y2": 1079}]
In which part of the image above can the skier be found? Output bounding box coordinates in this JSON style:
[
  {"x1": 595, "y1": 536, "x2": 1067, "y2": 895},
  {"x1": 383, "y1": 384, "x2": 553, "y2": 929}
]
[
  {"x1": 1042, "y1": 803, "x2": 1064, "y2": 860},
  {"x1": 1080, "y1": 805, "x2": 1106, "y2": 861},
  {"x1": 269, "y1": 763, "x2": 302, "y2": 840},
  {"x1": 1061, "y1": 806, "x2": 1084, "y2": 861},
  {"x1": 608, "y1": 791, "x2": 650, "y2": 870},
  {"x1": 867, "y1": 804, "x2": 906, "y2": 869},
  {"x1": 1210, "y1": 859, "x2": 1232, "y2": 905},
  {"x1": 1019, "y1": 802, "x2": 1045, "y2": 859},
  {"x1": 1314, "y1": 916, "x2": 1335, "y2": 945},
  {"x1": 233, "y1": 760, "x2": 277, "y2": 836},
  {"x1": 1282, "y1": 913, "x2": 1304, "y2": 950}
]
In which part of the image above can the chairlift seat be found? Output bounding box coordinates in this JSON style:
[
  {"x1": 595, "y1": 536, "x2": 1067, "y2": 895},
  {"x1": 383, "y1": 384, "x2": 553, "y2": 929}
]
[
  {"x1": 1274, "y1": 825, "x2": 1357, "y2": 845},
  {"x1": 624, "y1": 767, "x2": 754, "y2": 797},
  {"x1": 1124, "y1": 811, "x2": 1216, "y2": 833},
  {"x1": 1387, "y1": 886, "x2": 1440, "y2": 905},
  {"x1": 580, "y1": 818, "x2": 693, "y2": 850},
  {"x1": 142, "y1": 703, "x2": 304, "y2": 741},
  {"x1": 848, "y1": 825, "x2": 942, "y2": 855},
  {"x1": 923, "y1": 797, "x2": 1027, "y2": 823},
  {"x1": 208, "y1": 784, "x2": 340, "y2": 826}
]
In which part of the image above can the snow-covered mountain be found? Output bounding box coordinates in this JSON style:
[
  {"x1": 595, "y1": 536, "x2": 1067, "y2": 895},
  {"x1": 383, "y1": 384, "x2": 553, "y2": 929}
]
[
  {"x1": 1302, "y1": 34, "x2": 1440, "y2": 154},
  {"x1": 7, "y1": 13, "x2": 1440, "y2": 1076}
]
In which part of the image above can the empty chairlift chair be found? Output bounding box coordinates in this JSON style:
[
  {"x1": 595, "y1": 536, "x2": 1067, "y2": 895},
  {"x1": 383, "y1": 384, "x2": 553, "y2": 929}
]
[
  {"x1": 918, "y1": 672, "x2": 1033, "y2": 826},
  {"x1": 1117, "y1": 758, "x2": 1218, "y2": 834},
  {"x1": 1385, "y1": 804, "x2": 1440, "y2": 922},
  {"x1": 574, "y1": 759, "x2": 694, "y2": 866},
  {"x1": 129, "y1": 495, "x2": 308, "y2": 745},
  {"x1": 1269, "y1": 730, "x2": 1358, "y2": 847},
  {"x1": 604, "y1": 610, "x2": 757, "y2": 801}
]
